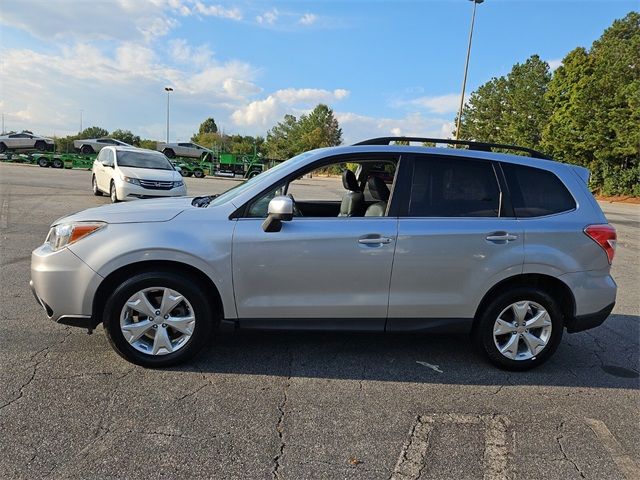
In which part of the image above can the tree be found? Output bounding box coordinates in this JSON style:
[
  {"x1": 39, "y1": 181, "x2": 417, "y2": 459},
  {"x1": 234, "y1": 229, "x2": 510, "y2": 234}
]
[
  {"x1": 264, "y1": 104, "x2": 343, "y2": 159},
  {"x1": 195, "y1": 117, "x2": 218, "y2": 137},
  {"x1": 111, "y1": 129, "x2": 141, "y2": 146},
  {"x1": 79, "y1": 126, "x2": 108, "y2": 139},
  {"x1": 457, "y1": 56, "x2": 550, "y2": 151}
]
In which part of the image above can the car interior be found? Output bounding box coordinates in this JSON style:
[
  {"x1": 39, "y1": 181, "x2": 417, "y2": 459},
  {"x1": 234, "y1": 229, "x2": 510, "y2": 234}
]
[{"x1": 245, "y1": 159, "x2": 398, "y2": 218}]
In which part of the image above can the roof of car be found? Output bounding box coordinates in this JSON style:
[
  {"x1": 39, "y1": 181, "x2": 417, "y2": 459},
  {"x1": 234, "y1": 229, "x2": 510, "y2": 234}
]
[{"x1": 110, "y1": 146, "x2": 158, "y2": 154}]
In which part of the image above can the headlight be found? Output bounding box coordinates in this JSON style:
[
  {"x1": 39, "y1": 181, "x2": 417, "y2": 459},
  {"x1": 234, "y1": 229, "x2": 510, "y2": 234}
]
[
  {"x1": 122, "y1": 176, "x2": 140, "y2": 185},
  {"x1": 173, "y1": 180, "x2": 184, "y2": 187},
  {"x1": 45, "y1": 222, "x2": 106, "y2": 251}
]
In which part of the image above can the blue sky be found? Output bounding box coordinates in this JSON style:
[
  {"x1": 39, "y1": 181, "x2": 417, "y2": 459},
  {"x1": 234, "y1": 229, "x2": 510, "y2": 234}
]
[{"x1": 0, "y1": 0, "x2": 636, "y2": 144}]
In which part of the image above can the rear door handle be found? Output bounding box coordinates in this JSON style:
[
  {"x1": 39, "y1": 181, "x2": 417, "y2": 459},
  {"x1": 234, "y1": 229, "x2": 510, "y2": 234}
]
[
  {"x1": 358, "y1": 236, "x2": 393, "y2": 245},
  {"x1": 486, "y1": 232, "x2": 518, "y2": 242}
]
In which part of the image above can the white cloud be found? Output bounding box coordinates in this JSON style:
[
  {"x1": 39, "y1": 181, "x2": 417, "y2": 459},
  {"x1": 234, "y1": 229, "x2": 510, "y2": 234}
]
[
  {"x1": 257, "y1": 9, "x2": 279, "y2": 25},
  {"x1": 548, "y1": 58, "x2": 563, "y2": 71},
  {"x1": 336, "y1": 112, "x2": 454, "y2": 145},
  {"x1": 299, "y1": 13, "x2": 318, "y2": 26},
  {"x1": 399, "y1": 93, "x2": 464, "y2": 114},
  {"x1": 232, "y1": 88, "x2": 350, "y2": 127},
  {"x1": 192, "y1": 1, "x2": 242, "y2": 20}
]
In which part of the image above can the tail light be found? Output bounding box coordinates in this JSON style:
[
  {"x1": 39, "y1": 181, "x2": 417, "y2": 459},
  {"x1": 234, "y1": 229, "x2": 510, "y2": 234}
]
[{"x1": 584, "y1": 224, "x2": 617, "y2": 264}]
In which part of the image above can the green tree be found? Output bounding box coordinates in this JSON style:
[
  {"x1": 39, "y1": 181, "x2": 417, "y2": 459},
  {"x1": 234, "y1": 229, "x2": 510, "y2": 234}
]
[
  {"x1": 264, "y1": 104, "x2": 343, "y2": 159},
  {"x1": 457, "y1": 56, "x2": 550, "y2": 151},
  {"x1": 194, "y1": 117, "x2": 218, "y2": 138},
  {"x1": 79, "y1": 126, "x2": 109, "y2": 139},
  {"x1": 111, "y1": 129, "x2": 141, "y2": 146}
]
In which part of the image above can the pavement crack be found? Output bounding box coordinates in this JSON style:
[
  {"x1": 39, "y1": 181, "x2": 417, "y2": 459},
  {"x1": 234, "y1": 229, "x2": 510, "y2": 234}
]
[
  {"x1": 556, "y1": 422, "x2": 586, "y2": 479},
  {"x1": 390, "y1": 415, "x2": 434, "y2": 480},
  {"x1": 272, "y1": 341, "x2": 293, "y2": 480}
]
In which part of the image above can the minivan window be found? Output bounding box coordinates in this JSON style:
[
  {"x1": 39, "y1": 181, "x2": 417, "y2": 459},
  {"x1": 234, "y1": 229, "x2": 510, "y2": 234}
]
[
  {"x1": 502, "y1": 163, "x2": 576, "y2": 217},
  {"x1": 116, "y1": 151, "x2": 174, "y2": 170},
  {"x1": 408, "y1": 157, "x2": 501, "y2": 217}
]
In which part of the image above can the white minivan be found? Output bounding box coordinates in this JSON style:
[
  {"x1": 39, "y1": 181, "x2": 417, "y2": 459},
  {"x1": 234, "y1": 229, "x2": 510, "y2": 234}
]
[{"x1": 91, "y1": 146, "x2": 187, "y2": 202}]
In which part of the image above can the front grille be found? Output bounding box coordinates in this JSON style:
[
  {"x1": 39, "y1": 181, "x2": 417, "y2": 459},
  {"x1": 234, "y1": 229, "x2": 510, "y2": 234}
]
[{"x1": 139, "y1": 179, "x2": 173, "y2": 190}]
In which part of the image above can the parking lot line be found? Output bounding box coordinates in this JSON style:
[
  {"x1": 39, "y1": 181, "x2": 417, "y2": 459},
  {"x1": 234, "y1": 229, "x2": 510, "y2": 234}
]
[{"x1": 585, "y1": 418, "x2": 640, "y2": 480}]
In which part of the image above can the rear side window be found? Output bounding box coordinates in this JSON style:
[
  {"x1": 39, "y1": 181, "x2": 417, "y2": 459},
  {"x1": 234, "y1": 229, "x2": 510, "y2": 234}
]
[
  {"x1": 408, "y1": 157, "x2": 501, "y2": 217},
  {"x1": 502, "y1": 163, "x2": 575, "y2": 217}
]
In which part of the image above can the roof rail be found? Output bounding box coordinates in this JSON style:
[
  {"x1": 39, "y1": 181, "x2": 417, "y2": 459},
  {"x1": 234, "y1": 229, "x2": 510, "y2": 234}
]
[{"x1": 352, "y1": 137, "x2": 551, "y2": 159}]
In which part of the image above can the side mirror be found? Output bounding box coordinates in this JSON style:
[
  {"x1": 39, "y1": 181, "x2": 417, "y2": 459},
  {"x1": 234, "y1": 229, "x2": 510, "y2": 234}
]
[{"x1": 262, "y1": 195, "x2": 294, "y2": 232}]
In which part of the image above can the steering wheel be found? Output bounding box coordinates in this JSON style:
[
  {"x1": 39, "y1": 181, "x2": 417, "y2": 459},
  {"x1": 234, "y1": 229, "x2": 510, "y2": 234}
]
[{"x1": 287, "y1": 194, "x2": 303, "y2": 217}]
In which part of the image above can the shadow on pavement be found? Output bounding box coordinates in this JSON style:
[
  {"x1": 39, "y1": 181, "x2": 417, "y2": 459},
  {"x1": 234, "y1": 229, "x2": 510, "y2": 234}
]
[{"x1": 182, "y1": 314, "x2": 639, "y2": 390}]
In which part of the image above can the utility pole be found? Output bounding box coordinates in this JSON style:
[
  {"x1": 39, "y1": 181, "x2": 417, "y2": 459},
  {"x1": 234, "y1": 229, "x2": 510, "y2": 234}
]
[
  {"x1": 455, "y1": 0, "x2": 484, "y2": 140},
  {"x1": 80, "y1": 109, "x2": 83, "y2": 134},
  {"x1": 165, "y1": 87, "x2": 174, "y2": 143}
]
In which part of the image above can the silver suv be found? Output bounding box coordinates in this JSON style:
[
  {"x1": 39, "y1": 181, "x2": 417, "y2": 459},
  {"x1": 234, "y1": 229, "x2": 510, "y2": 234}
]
[{"x1": 30, "y1": 137, "x2": 617, "y2": 370}]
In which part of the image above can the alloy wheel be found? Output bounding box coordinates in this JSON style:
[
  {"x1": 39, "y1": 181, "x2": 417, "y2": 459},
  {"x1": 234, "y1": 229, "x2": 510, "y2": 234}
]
[
  {"x1": 120, "y1": 287, "x2": 196, "y2": 356},
  {"x1": 493, "y1": 300, "x2": 552, "y2": 361}
]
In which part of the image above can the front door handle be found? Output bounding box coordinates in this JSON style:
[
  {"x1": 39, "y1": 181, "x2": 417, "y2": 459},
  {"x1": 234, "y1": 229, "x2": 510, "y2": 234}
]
[
  {"x1": 486, "y1": 232, "x2": 518, "y2": 242},
  {"x1": 358, "y1": 237, "x2": 393, "y2": 245}
]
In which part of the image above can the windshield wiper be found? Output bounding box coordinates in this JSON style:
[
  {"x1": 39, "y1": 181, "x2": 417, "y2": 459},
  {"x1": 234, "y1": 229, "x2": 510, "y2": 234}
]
[{"x1": 191, "y1": 194, "x2": 219, "y2": 207}]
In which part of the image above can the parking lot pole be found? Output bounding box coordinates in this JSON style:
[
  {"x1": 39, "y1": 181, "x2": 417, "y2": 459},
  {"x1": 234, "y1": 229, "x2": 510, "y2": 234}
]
[{"x1": 165, "y1": 87, "x2": 174, "y2": 143}]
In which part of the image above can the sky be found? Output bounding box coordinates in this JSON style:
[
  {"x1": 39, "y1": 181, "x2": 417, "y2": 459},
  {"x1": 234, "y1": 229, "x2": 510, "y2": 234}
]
[{"x1": 0, "y1": 0, "x2": 637, "y2": 144}]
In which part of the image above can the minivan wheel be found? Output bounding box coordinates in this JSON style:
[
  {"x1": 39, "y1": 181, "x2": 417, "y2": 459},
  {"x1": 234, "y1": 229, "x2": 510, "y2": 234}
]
[
  {"x1": 473, "y1": 287, "x2": 563, "y2": 371},
  {"x1": 110, "y1": 181, "x2": 118, "y2": 203},
  {"x1": 103, "y1": 271, "x2": 214, "y2": 367},
  {"x1": 92, "y1": 175, "x2": 102, "y2": 196}
]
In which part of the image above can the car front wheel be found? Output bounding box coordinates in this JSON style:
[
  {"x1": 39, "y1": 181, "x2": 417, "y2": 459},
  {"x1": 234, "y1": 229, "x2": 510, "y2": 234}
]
[
  {"x1": 103, "y1": 271, "x2": 214, "y2": 367},
  {"x1": 92, "y1": 175, "x2": 103, "y2": 196},
  {"x1": 110, "y1": 181, "x2": 118, "y2": 203},
  {"x1": 473, "y1": 287, "x2": 563, "y2": 370}
]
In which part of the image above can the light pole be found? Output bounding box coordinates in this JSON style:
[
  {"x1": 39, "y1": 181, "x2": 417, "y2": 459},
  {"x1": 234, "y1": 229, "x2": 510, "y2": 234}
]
[
  {"x1": 80, "y1": 109, "x2": 83, "y2": 134},
  {"x1": 455, "y1": 0, "x2": 483, "y2": 140},
  {"x1": 164, "y1": 87, "x2": 173, "y2": 143}
]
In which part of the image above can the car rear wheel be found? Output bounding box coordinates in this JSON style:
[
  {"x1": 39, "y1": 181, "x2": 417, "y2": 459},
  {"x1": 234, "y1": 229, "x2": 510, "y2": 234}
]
[
  {"x1": 0, "y1": 143, "x2": 6, "y2": 153},
  {"x1": 473, "y1": 287, "x2": 563, "y2": 370},
  {"x1": 81, "y1": 145, "x2": 94, "y2": 154},
  {"x1": 103, "y1": 271, "x2": 214, "y2": 367},
  {"x1": 92, "y1": 175, "x2": 103, "y2": 196},
  {"x1": 163, "y1": 148, "x2": 175, "y2": 158},
  {"x1": 110, "y1": 181, "x2": 118, "y2": 203},
  {"x1": 35, "y1": 140, "x2": 46, "y2": 151}
]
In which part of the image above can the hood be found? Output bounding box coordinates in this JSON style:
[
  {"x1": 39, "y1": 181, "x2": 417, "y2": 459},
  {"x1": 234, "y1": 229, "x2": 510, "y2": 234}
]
[
  {"x1": 52, "y1": 197, "x2": 195, "y2": 225},
  {"x1": 117, "y1": 166, "x2": 180, "y2": 181}
]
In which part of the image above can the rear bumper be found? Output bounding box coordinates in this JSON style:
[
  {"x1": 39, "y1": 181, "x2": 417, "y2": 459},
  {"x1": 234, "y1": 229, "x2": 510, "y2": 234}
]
[{"x1": 565, "y1": 302, "x2": 615, "y2": 333}]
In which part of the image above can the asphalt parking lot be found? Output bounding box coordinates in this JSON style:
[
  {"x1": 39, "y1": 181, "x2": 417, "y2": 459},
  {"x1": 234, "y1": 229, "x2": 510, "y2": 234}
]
[{"x1": 0, "y1": 162, "x2": 638, "y2": 479}]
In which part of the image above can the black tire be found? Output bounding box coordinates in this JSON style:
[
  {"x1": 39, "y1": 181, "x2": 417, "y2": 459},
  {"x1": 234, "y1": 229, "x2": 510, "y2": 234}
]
[
  {"x1": 110, "y1": 181, "x2": 118, "y2": 203},
  {"x1": 81, "y1": 145, "x2": 94, "y2": 154},
  {"x1": 38, "y1": 157, "x2": 50, "y2": 168},
  {"x1": 185, "y1": 171, "x2": 193, "y2": 177},
  {"x1": 247, "y1": 169, "x2": 261, "y2": 179},
  {"x1": 0, "y1": 143, "x2": 6, "y2": 153},
  {"x1": 193, "y1": 168, "x2": 204, "y2": 178},
  {"x1": 35, "y1": 140, "x2": 46, "y2": 151},
  {"x1": 473, "y1": 287, "x2": 564, "y2": 371},
  {"x1": 102, "y1": 271, "x2": 215, "y2": 367},
  {"x1": 179, "y1": 169, "x2": 189, "y2": 177},
  {"x1": 163, "y1": 148, "x2": 175, "y2": 159},
  {"x1": 52, "y1": 159, "x2": 64, "y2": 169},
  {"x1": 92, "y1": 175, "x2": 103, "y2": 196}
]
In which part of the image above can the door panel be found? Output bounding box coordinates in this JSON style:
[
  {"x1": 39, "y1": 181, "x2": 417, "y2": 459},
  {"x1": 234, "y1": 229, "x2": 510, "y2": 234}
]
[
  {"x1": 232, "y1": 217, "x2": 398, "y2": 324},
  {"x1": 388, "y1": 218, "x2": 523, "y2": 320}
]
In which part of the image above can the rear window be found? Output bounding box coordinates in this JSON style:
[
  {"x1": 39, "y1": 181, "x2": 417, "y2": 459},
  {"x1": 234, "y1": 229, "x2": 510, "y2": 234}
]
[
  {"x1": 502, "y1": 163, "x2": 575, "y2": 217},
  {"x1": 408, "y1": 157, "x2": 501, "y2": 217}
]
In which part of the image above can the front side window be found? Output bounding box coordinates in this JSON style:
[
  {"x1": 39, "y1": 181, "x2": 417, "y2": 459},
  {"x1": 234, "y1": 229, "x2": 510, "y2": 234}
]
[
  {"x1": 502, "y1": 163, "x2": 575, "y2": 217},
  {"x1": 408, "y1": 156, "x2": 501, "y2": 217}
]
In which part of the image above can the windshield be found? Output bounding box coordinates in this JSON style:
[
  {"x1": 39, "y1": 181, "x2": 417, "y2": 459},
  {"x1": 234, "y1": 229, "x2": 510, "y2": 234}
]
[
  {"x1": 208, "y1": 151, "x2": 316, "y2": 207},
  {"x1": 117, "y1": 151, "x2": 174, "y2": 170}
]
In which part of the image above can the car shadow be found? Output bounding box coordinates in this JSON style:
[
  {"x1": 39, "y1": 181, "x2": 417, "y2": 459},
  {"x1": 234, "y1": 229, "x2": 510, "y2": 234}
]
[{"x1": 179, "y1": 314, "x2": 639, "y2": 390}]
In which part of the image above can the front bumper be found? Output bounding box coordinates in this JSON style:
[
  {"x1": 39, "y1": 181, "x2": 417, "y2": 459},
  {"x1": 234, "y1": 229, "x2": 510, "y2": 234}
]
[
  {"x1": 31, "y1": 244, "x2": 103, "y2": 328},
  {"x1": 117, "y1": 181, "x2": 187, "y2": 201}
]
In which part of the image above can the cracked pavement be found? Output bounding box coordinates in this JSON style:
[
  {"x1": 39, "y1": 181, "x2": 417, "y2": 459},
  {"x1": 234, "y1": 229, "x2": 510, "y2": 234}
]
[{"x1": 0, "y1": 163, "x2": 638, "y2": 479}]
